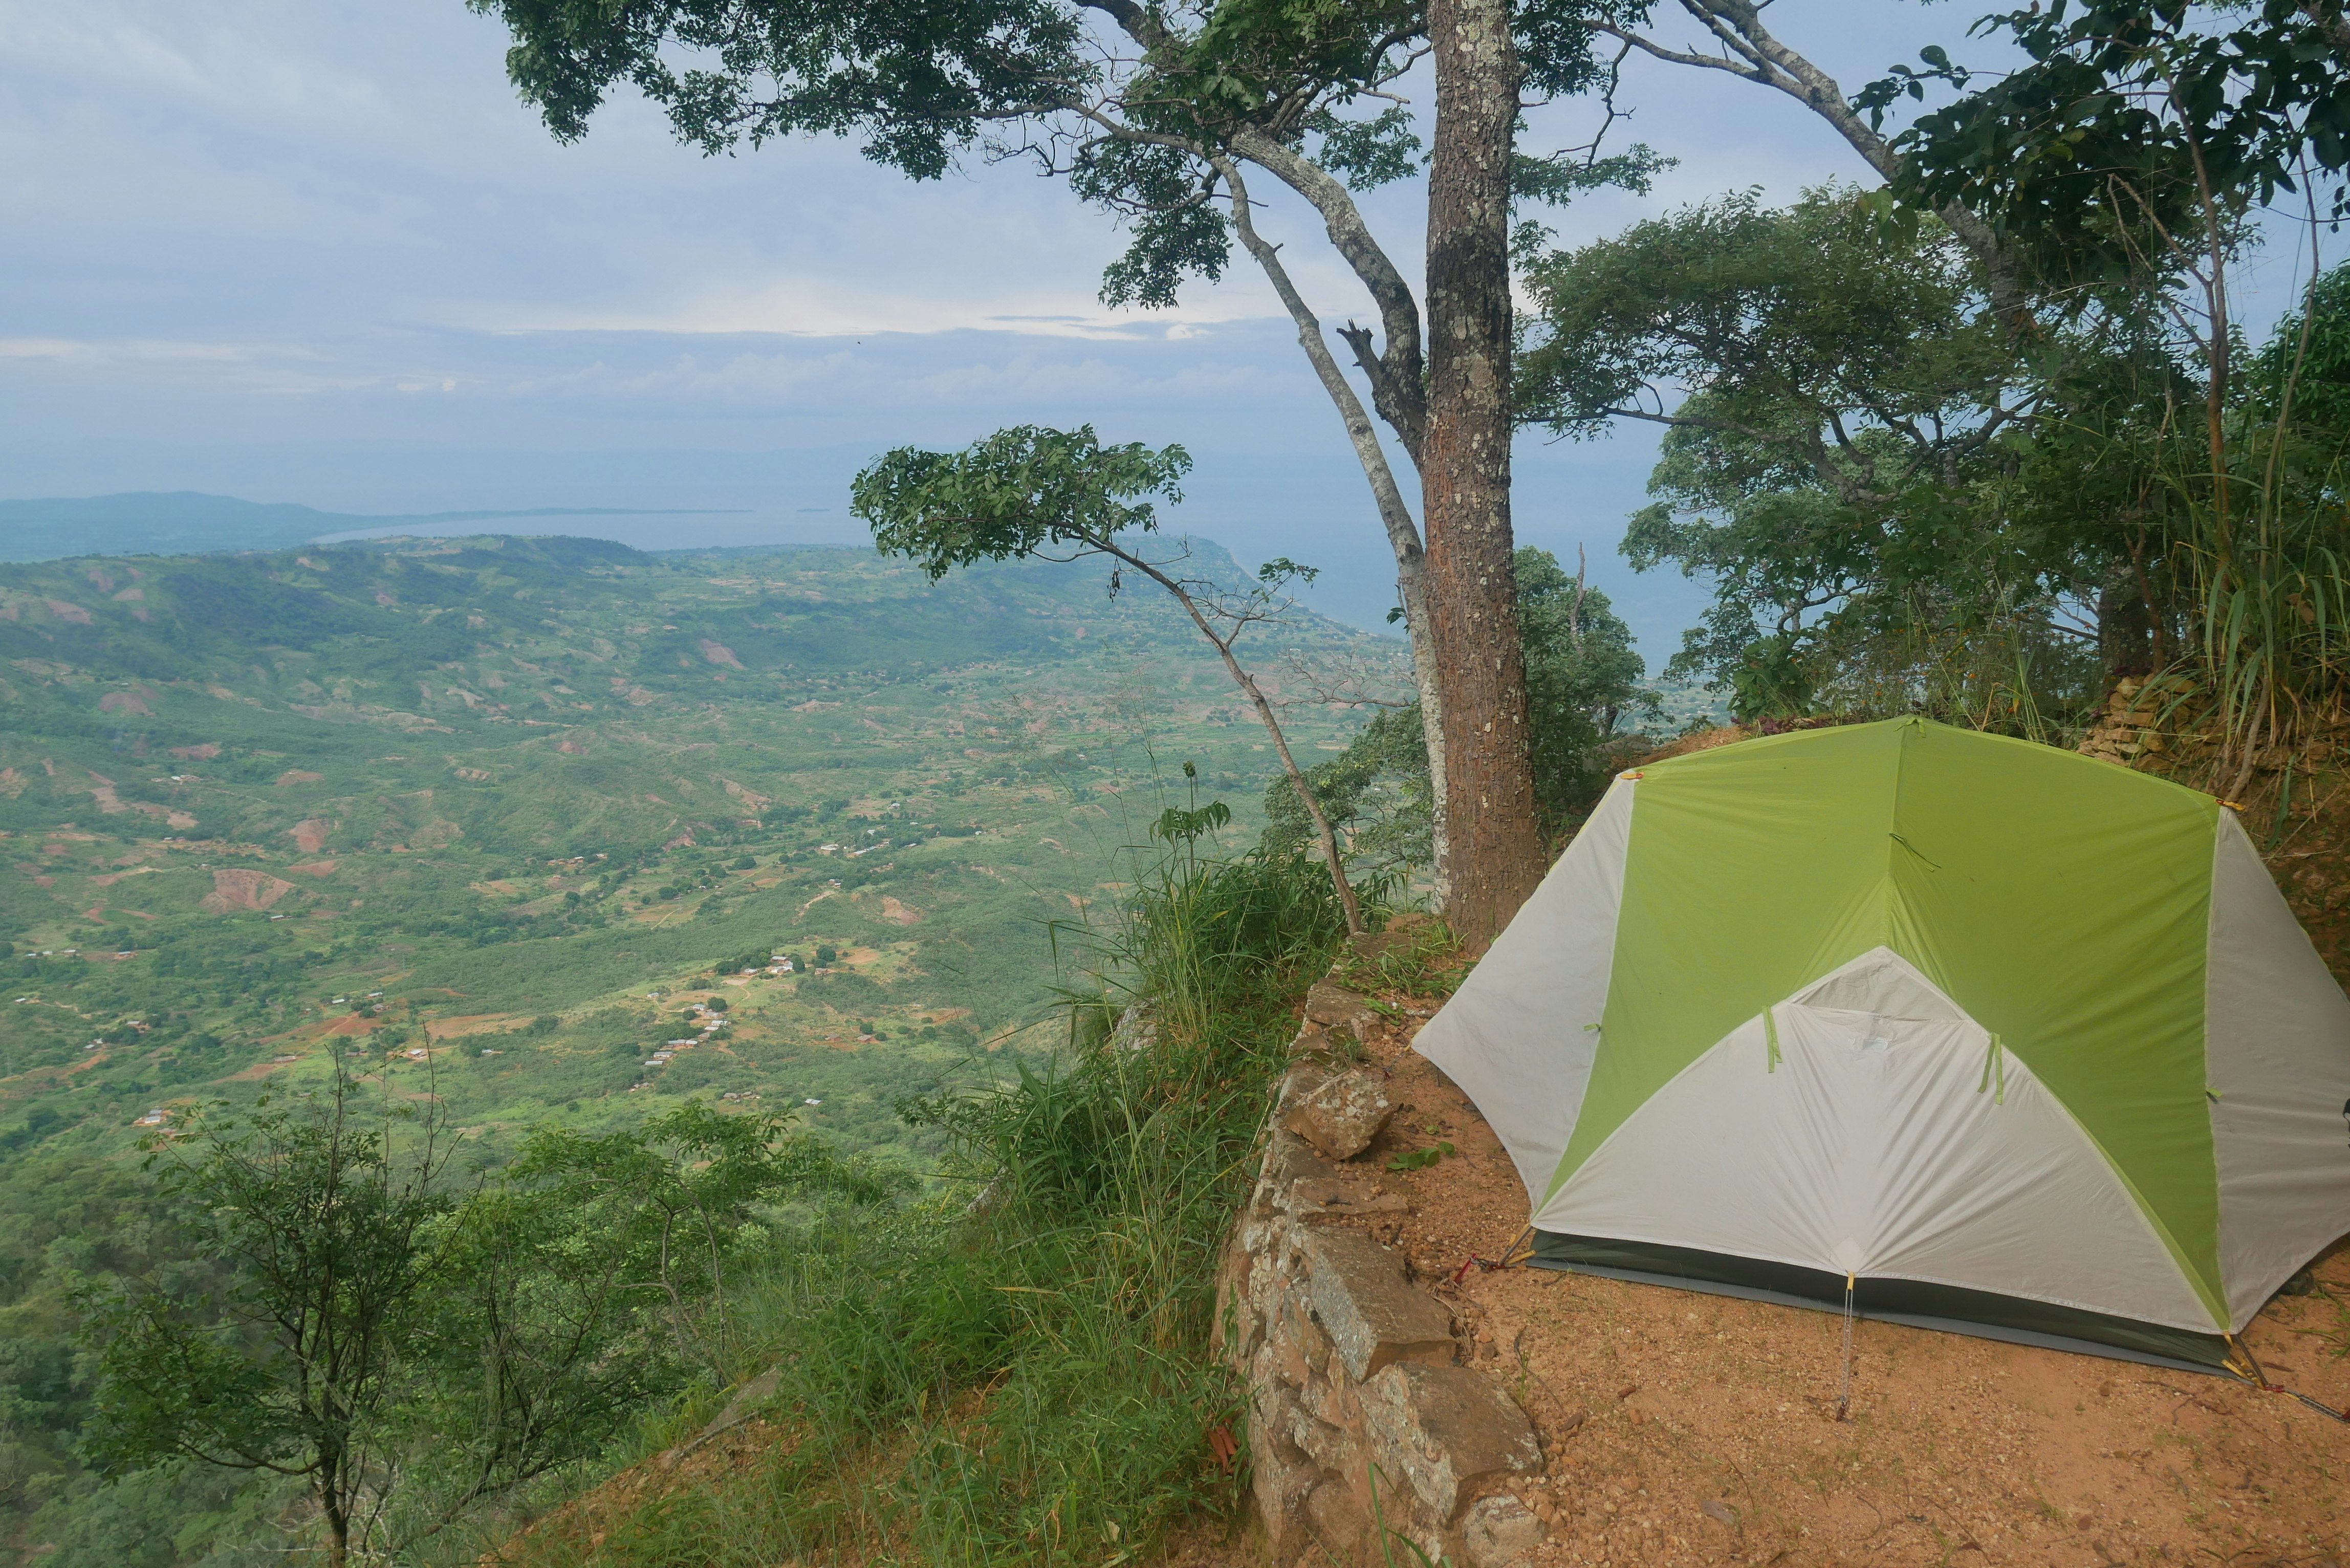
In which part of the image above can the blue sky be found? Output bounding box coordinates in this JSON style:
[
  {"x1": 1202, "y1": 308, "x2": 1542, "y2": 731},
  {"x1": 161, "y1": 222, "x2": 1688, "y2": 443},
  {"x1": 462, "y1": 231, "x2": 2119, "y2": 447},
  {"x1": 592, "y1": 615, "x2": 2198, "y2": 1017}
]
[{"x1": 0, "y1": 2, "x2": 2324, "y2": 659}]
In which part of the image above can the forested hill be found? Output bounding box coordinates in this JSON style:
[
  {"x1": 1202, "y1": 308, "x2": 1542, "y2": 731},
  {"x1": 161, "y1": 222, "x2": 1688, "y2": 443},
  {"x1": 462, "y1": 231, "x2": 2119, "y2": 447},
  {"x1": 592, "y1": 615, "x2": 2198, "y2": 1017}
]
[
  {"x1": 0, "y1": 492, "x2": 741, "y2": 560},
  {"x1": 0, "y1": 533, "x2": 1376, "y2": 1562}
]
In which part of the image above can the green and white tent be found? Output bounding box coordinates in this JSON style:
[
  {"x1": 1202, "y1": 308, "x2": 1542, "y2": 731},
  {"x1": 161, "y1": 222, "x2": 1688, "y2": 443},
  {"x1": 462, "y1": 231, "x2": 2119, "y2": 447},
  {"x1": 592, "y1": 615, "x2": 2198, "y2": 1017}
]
[{"x1": 1416, "y1": 717, "x2": 2350, "y2": 1367}]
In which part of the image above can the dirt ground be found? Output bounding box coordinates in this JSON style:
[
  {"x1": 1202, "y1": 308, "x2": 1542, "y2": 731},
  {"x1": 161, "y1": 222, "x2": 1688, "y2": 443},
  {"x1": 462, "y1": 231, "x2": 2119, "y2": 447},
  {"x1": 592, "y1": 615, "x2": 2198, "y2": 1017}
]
[{"x1": 1302, "y1": 1000, "x2": 2350, "y2": 1568}]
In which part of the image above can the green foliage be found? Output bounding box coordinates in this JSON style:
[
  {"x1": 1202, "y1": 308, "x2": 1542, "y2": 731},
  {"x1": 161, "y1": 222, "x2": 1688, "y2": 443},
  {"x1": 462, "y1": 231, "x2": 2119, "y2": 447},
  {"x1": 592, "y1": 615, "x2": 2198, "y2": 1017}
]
[
  {"x1": 1519, "y1": 183, "x2": 2015, "y2": 447},
  {"x1": 1083, "y1": 141, "x2": 1232, "y2": 311},
  {"x1": 1149, "y1": 799, "x2": 1231, "y2": 844},
  {"x1": 1523, "y1": 185, "x2": 2117, "y2": 726},
  {"x1": 854, "y1": 425, "x2": 1191, "y2": 579},
  {"x1": 467, "y1": 0, "x2": 1090, "y2": 178},
  {"x1": 0, "y1": 534, "x2": 1378, "y2": 1556},
  {"x1": 79, "y1": 1057, "x2": 891, "y2": 1562},
  {"x1": 2246, "y1": 259, "x2": 2350, "y2": 435},
  {"x1": 1264, "y1": 547, "x2": 1652, "y2": 856},
  {"x1": 1869, "y1": 1, "x2": 2350, "y2": 286},
  {"x1": 1333, "y1": 918, "x2": 1473, "y2": 1001},
  {"x1": 466, "y1": 0, "x2": 1640, "y2": 329},
  {"x1": 1385, "y1": 1141, "x2": 1453, "y2": 1172},
  {"x1": 481, "y1": 1102, "x2": 904, "y2": 1380},
  {"x1": 1517, "y1": 547, "x2": 1660, "y2": 812},
  {"x1": 1263, "y1": 704, "x2": 1434, "y2": 873},
  {"x1": 1311, "y1": 103, "x2": 1422, "y2": 190}
]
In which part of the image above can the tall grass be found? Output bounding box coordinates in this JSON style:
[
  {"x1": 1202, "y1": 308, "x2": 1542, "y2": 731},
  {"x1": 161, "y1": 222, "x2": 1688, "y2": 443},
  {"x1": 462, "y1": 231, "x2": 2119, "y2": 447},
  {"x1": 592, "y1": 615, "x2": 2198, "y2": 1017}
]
[
  {"x1": 2168, "y1": 438, "x2": 2350, "y2": 790},
  {"x1": 478, "y1": 835, "x2": 1350, "y2": 1568}
]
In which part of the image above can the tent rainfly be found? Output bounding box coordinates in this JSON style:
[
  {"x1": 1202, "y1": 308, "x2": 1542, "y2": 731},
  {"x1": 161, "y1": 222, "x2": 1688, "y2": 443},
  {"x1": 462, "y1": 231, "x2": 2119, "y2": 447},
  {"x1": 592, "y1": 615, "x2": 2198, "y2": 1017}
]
[{"x1": 1416, "y1": 717, "x2": 2350, "y2": 1369}]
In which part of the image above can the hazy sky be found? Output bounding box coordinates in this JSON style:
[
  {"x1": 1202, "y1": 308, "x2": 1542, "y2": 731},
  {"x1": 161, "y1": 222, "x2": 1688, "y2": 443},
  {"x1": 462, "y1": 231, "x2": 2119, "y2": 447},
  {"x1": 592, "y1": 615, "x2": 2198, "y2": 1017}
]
[{"x1": 0, "y1": 2, "x2": 2323, "y2": 655}]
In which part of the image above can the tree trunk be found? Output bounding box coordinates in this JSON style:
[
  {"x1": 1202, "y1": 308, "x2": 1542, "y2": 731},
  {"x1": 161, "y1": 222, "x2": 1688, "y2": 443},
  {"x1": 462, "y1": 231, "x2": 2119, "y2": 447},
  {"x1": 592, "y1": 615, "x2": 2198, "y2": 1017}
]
[
  {"x1": 321, "y1": 1482, "x2": 349, "y2": 1568},
  {"x1": 1424, "y1": 0, "x2": 1543, "y2": 947},
  {"x1": 1209, "y1": 154, "x2": 1450, "y2": 905}
]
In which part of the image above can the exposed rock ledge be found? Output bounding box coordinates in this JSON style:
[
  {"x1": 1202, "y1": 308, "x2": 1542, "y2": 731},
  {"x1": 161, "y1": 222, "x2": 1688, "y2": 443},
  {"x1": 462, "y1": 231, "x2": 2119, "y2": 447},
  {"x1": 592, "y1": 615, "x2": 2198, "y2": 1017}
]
[{"x1": 1214, "y1": 963, "x2": 1548, "y2": 1566}]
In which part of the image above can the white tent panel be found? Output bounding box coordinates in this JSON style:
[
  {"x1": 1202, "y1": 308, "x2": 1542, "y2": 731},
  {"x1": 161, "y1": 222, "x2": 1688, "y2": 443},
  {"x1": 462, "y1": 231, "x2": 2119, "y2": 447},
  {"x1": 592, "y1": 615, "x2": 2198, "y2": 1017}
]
[
  {"x1": 1413, "y1": 776, "x2": 1636, "y2": 1205},
  {"x1": 2206, "y1": 809, "x2": 2350, "y2": 1327},
  {"x1": 1534, "y1": 948, "x2": 2216, "y2": 1332}
]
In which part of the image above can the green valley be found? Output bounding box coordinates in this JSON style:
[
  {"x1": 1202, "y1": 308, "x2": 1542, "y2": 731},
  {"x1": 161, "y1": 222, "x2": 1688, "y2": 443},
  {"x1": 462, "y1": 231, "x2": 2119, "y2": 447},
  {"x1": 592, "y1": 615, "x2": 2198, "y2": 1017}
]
[
  {"x1": 0, "y1": 535, "x2": 1386, "y2": 1157},
  {"x1": 0, "y1": 534, "x2": 1382, "y2": 1560}
]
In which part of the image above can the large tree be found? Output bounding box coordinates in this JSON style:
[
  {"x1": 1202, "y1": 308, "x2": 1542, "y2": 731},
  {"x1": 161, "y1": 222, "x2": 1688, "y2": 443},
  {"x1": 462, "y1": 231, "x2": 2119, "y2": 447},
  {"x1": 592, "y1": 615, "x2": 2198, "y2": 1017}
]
[
  {"x1": 466, "y1": 0, "x2": 1642, "y2": 933},
  {"x1": 1516, "y1": 185, "x2": 2066, "y2": 718},
  {"x1": 1423, "y1": 0, "x2": 1546, "y2": 938}
]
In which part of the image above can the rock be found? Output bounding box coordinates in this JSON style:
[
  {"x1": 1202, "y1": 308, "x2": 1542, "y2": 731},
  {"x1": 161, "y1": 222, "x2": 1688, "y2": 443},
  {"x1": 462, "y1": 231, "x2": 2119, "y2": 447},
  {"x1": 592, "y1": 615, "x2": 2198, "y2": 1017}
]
[
  {"x1": 1282, "y1": 1292, "x2": 1332, "y2": 1378},
  {"x1": 656, "y1": 1363, "x2": 780, "y2": 1467},
  {"x1": 1304, "y1": 1360, "x2": 1360, "y2": 1429},
  {"x1": 1107, "y1": 1002, "x2": 1156, "y2": 1052},
  {"x1": 1463, "y1": 1494, "x2": 1548, "y2": 1567},
  {"x1": 1247, "y1": 1382, "x2": 1317, "y2": 1553},
  {"x1": 1302, "y1": 1227, "x2": 1456, "y2": 1382},
  {"x1": 1304, "y1": 979, "x2": 1379, "y2": 1036},
  {"x1": 1291, "y1": 1407, "x2": 1351, "y2": 1471},
  {"x1": 1360, "y1": 1362, "x2": 1542, "y2": 1525},
  {"x1": 1346, "y1": 913, "x2": 1432, "y2": 963},
  {"x1": 1265, "y1": 1125, "x2": 1340, "y2": 1192},
  {"x1": 1263, "y1": 1310, "x2": 1313, "y2": 1388},
  {"x1": 1281, "y1": 1067, "x2": 1397, "y2": 1161},
  {"x1": 1306, "y1": 1478, "x2": 1368, "y2": 1558},
  {"x1": 1210, "y1": 1230, "x2": 1255, "y2": 1364},
  {"x1": 1287, "y1": 1176, "x2": 1410, "y2": 1218}
]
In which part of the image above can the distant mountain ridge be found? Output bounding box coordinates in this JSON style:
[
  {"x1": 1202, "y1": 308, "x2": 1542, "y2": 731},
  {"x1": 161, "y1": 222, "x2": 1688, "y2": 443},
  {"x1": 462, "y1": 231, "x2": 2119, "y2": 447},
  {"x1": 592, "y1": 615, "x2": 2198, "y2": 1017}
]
[{"x1": 0, "y1": 491, "x2": 744, "y2": 562}]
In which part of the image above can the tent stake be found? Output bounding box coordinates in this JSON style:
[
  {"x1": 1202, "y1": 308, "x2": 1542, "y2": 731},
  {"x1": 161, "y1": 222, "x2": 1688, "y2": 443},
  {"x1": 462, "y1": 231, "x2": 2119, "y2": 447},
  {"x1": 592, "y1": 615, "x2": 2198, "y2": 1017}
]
[{"x1": 1836, "y1": 1273, "x2": 1857, "y2": 1423}]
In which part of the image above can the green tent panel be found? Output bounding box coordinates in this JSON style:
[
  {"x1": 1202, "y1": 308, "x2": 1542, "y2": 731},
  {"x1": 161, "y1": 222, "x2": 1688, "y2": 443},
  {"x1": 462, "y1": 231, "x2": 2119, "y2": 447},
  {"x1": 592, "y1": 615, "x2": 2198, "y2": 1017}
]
[{"x1": 1416, "y1": 717, "x2": 2350, "y2": 1368}]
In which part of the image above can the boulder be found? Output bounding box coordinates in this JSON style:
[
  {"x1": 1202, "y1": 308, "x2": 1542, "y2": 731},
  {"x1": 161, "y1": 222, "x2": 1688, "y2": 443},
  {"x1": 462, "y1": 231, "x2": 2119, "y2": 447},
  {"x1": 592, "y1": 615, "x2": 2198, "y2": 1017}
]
[
  {"x1": 1360, "y1": 1362, "x2": 1542, "y2": 1525},
  {"x1": 1281, "y1": 1067, "x2": 1397, "y2": 1161},
  {"x1": 1302, "y1": 1227, "x2": 1455, "y2": 1382},
  {"x1": 1265, "y1": 1124, "x2": 1340, "y2": 1192},
  {"x1": 1290, "y1": 1407, "x2": 1352, "y2": 1472}
]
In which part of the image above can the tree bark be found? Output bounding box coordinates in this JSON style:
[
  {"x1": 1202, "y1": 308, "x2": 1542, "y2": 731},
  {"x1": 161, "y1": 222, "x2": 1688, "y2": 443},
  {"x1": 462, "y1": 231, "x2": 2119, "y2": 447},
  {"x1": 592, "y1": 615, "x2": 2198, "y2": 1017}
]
[
  {"x1": 1424, "y1": 0, "x2": 1543, "y2": 946},
  {"x1": 1210, "y1": 154, "x2": 1450, "y2": 906}
]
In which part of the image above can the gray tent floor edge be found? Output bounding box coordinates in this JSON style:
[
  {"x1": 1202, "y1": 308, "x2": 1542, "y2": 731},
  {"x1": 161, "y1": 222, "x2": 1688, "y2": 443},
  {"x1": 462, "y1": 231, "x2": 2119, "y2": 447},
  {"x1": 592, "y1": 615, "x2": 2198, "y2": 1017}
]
[{"x1": 1529, "y1": 1231, "x2": 2233, "y2": 1375}]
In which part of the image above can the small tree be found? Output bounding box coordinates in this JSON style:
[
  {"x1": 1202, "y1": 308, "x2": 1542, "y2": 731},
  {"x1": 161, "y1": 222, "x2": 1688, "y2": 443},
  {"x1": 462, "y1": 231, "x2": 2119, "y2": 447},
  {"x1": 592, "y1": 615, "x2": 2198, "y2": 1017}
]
[
  {"x1": 81, "y1": 1055, "x2": 895, "y2": 1562},
  {"x1": 81, "y1": 1051, "x2": 455, "y2": 1567},
  {"x1": 491, "y1": 1100, "x2": 901, "y2": 1378},
  {"x1": 853, "y1": 424, "x2": 1367, "y2": 935}
]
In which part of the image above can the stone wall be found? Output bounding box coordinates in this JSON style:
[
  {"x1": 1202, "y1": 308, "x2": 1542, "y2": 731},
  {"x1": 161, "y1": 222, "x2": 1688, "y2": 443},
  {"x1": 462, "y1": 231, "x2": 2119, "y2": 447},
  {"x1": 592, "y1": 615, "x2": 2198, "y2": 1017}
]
[{"x1": 1214, "y1": 974, "x2": 1550, "y2": 1566}]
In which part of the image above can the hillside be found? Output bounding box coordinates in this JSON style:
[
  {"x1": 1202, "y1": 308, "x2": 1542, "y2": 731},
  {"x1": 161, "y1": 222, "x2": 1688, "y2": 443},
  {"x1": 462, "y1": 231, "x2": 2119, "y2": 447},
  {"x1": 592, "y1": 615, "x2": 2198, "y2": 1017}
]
[
  {"x1": 0, "y1": 533, "x2": 1384, "y2": 1562},
  {"x1": 0, "y1": 493, "x2": 742, "y2": 562}
]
